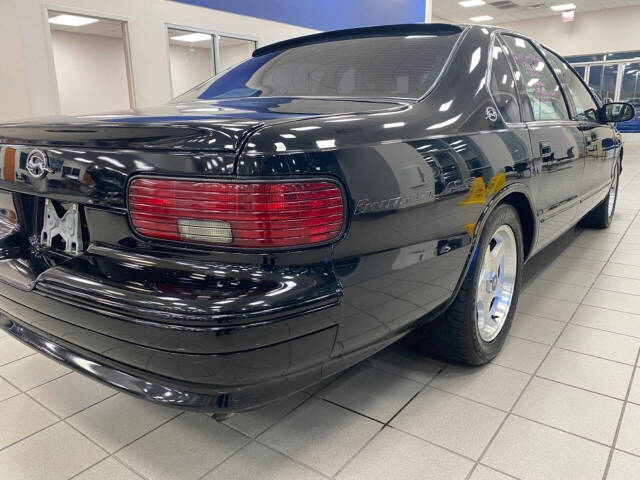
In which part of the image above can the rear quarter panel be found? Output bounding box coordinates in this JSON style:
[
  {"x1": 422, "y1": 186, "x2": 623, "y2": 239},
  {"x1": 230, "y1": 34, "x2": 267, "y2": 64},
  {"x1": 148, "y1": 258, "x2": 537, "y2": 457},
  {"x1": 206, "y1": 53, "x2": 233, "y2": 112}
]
[{"x1": 237, "y1": 27, "x2": 536, "y2": 357}]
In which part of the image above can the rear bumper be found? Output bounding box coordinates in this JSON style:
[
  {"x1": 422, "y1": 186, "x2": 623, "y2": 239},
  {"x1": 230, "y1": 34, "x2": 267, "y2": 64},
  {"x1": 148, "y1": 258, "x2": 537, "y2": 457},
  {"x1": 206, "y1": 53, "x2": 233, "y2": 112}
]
[{"x1": 0, "y1": 279, "x2": 340, "y2": 412}]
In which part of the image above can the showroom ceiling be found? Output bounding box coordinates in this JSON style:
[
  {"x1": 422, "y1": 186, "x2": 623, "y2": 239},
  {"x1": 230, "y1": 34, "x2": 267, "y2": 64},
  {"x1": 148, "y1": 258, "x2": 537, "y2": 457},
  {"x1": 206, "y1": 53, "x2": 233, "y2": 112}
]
[{"x1": 433, "y1": 0, "x2": 640, "y2": 23}]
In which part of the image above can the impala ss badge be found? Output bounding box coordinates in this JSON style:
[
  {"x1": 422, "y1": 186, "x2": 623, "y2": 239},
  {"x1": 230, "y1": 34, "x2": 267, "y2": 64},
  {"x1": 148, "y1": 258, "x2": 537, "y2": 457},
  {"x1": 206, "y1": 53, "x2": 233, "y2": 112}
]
[
  {"x1": 26, "y1": 149, "x2": 52, "y2": 179},
  {"x1": 355, "y1": 188, "x2": 434, "y2": 214}
]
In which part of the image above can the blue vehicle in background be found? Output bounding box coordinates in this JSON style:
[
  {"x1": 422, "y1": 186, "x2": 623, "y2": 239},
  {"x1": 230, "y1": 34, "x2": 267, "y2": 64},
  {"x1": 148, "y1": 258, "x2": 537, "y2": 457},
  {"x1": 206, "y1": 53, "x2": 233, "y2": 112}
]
[{"x1": 618, "y1": 98, "x2": 640, "y2": 132}]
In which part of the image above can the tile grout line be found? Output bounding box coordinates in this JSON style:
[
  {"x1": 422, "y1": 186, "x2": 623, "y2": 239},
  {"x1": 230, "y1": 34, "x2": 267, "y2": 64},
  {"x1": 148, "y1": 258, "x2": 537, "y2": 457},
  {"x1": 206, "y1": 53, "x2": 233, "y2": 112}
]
[
  {"x1": 331, "y1": 362, "x2": 451, "y2": 478},
  {"x1": 602, "y1": 345, "x2": 640, "y2": 479},
  {"x1": 202, "y1": 393, "x2": 334, "y2": 480}
]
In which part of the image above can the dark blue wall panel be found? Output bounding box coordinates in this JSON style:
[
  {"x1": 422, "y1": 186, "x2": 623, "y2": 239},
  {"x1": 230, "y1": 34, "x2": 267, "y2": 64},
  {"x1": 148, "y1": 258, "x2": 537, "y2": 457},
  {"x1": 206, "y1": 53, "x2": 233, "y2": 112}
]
[{"x1": 173, "y1": 0, "x2": 426, "y2": 31}]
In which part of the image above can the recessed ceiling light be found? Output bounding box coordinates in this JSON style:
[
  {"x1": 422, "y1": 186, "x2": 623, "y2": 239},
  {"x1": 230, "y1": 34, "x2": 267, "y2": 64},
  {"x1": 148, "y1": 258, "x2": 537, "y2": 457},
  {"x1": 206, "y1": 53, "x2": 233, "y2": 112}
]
[
  {"x1": 470, "y1": 15, "x2": 493, "y2": 22},
  {"x1": 170, "y1": 33, "x2": 212, "y2": 42},
  {"x1": 459, "y1": 0, "x2": 485, "y2": 6},
  {"x1": 550, "y1": 3, "x2": 576, "y2": 11},
  {"x1": 48, "y1": 14, "x2": 99, "y2": 27}
]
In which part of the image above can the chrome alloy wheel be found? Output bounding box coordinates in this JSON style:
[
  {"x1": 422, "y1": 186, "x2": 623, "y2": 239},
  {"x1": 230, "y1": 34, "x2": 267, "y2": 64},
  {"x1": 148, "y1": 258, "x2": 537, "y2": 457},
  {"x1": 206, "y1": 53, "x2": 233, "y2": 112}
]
[
  {"x1": 608, "y1": 164, "x2": 619, "y2": 220},
  {"x1": 476, "y1": 224, "x2": 518, "y2": 342}
]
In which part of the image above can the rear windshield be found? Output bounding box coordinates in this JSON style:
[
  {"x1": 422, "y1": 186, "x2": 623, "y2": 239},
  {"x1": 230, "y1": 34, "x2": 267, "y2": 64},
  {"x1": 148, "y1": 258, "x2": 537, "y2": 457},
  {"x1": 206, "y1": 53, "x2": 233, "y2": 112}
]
[{"x1": 176, "y1": 33, "x2": 461, "y2": 101}]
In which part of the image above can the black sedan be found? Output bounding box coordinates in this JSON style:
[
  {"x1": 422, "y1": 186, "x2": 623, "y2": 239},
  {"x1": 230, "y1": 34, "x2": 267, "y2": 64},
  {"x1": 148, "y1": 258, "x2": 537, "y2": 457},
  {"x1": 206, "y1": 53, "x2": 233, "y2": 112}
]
[{"x1": 0, "y1": 24, "x2": 634, "y2": 413}]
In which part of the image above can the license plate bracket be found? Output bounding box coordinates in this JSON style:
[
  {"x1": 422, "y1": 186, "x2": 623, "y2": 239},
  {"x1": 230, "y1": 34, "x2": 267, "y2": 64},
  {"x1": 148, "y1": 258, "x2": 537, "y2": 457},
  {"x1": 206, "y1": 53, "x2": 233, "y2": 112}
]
[{"x1": 40, "y1": 199, "x2": 83, "y2": 256}]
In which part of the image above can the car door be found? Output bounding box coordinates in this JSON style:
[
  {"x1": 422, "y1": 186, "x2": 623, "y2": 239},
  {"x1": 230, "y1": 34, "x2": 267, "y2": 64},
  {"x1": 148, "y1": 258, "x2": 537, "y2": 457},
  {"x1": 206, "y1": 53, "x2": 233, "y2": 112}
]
[
  {"x1": 540, "y1": 47, "x2": 618, "y2": 218},
  {"x1": 501, "y1": 34, "x2": 585, "y2": 248}
]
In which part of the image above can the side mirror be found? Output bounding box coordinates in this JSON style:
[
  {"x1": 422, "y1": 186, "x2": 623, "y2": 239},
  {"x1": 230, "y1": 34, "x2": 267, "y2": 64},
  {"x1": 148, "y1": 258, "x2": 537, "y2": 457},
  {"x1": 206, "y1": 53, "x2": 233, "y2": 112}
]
[{"x1": 603, "y1": 102, "x2": 636, "y2": 123}]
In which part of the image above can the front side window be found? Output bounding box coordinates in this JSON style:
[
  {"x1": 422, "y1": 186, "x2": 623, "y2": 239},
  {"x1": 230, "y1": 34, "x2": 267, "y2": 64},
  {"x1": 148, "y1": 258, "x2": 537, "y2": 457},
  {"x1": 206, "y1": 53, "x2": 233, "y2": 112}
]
[
  {"x1": 501, "y1": 35, "x2": 569, "y2": 121},
  {"x1": 489, "y1": 41, "x2": 521, "y2": 123},
  {"x1": 176, "y1": 32, "x2": 461, "y2": 101},
  {"x1": 542, "y1": 48, "x2": 599, "y2": 123}
]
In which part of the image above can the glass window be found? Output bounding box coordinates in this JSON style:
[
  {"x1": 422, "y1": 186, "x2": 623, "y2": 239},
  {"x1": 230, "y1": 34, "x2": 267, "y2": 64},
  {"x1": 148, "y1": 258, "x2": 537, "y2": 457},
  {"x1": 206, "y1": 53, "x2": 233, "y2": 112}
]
[
  {"x1": 621, "y1": 63, "x2": 640, "y2": 106},
  {"x1": 177, "y1": 32, "x2": 461, "y2": 101},
  {"x1": 168, "y1": 28, "x2": 215, "y2": 96},
  {"x1": 48, "y1": 11, "x2": 132, "y2": 115},
  {"x1": 573, "y1": 65, "x2": 586, "y2": 79},
  {"x1": 218, "y1": 36, "x2": 256, "y2": 71},
  {"x1": 542, "y1": 48, "x2": 599, "y2": 123},
  {"x1": 588, "y1": 64, "x2": 618, "y2": 102},
  {"x1": 501, "y1": 35, "x2": 569, "y2": 121},
  {"x1": 489, "y1": 42, "x2": 521, "y2": 123}
]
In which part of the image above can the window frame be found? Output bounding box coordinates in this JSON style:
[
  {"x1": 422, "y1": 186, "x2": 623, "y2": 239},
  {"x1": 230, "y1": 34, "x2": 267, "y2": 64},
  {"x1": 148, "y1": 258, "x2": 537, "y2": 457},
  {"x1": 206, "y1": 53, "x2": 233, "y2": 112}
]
[
  {"x1": 539, "y1": 45, "x2": 604, "y2": 125},
  {"x1": 499, "y1": 33, "x2": 573, "y2": 124},
  {"x1": 165, "y1": 23, "x2": 258, "y2": 98},
  {"x1": 487, "y1": 35, "x2": 524, "y2": 125}
]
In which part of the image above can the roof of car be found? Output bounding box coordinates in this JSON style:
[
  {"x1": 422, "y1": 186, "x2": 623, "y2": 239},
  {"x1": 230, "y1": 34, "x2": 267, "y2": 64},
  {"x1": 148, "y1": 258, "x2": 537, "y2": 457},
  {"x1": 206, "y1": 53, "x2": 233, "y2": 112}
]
[{"x1": 252, "y1": 23, "x2": 467, "y2": 57}]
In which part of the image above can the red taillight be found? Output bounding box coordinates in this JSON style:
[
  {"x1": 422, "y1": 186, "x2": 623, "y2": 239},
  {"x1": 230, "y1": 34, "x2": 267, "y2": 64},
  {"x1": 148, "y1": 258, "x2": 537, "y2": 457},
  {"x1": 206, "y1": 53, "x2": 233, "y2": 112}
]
[{"x1": 128, "y1": 178, "x2": 345, "y2": 248}]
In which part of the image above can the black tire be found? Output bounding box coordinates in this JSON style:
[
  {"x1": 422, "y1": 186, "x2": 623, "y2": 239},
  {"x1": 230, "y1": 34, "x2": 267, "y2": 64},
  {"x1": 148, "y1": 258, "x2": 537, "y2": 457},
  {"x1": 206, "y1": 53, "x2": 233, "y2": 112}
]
[
  {"x1": 579, "y1": 160, "x2": 620, "y2": 229},
  {"x1": 418, "y1": 204, "x2": 524, "y2": 365}
]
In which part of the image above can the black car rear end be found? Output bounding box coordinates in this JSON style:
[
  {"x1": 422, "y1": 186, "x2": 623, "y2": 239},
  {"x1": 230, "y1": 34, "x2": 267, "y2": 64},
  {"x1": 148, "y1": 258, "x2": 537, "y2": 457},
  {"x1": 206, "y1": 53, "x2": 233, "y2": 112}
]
[
  {"x1": 0, "y1": 23, "x2": 468, "y2": 412},
  {"x1": 0, "y1": 134, "x2": 346, "y2": 411}
]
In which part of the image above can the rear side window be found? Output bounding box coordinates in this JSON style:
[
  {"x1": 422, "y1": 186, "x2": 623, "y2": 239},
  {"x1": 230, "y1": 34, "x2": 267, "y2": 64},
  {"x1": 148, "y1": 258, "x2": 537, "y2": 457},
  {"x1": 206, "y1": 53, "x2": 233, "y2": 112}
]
[
  {"x1": 489, "y1": 41, "x2": 521, "y2": 123},
  {"x1": 541, "y1": 48, "x2": 600, "y2": 123},
  {"x1": 501, "y1": 35, "x2": 569, "y2": 121},
  {"x1": 177, "y1": 33, "x2": 461, "y2": 100}
]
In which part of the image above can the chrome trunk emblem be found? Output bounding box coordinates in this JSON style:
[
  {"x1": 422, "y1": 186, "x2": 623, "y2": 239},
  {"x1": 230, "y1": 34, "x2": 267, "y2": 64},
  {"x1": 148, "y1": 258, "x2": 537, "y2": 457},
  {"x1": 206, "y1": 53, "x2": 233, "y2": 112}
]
[{"x1": 26, "y1": 149, "x2": 53, "y2": 179}]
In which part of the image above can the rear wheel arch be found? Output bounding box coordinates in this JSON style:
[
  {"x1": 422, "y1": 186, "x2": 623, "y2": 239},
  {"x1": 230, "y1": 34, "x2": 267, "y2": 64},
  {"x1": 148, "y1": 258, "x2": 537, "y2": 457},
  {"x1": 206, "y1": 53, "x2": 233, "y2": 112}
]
[{"x1": 499, "y1": 191, "x2": 536, "y2": 261}]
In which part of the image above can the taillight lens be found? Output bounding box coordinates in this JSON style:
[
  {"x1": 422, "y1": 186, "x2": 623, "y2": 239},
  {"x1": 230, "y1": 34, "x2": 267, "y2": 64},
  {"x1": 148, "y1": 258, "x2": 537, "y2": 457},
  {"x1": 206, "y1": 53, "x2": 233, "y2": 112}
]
[{"x1": 128, "y1": 178, "x2": 345, "y2": 248}]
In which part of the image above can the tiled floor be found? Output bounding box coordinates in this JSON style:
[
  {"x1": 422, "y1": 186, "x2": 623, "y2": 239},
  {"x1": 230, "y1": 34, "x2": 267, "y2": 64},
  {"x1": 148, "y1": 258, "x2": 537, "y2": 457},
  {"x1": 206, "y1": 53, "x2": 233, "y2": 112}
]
[{"x1": 3, "y1": 145, "x2": 640, "y2": 480}]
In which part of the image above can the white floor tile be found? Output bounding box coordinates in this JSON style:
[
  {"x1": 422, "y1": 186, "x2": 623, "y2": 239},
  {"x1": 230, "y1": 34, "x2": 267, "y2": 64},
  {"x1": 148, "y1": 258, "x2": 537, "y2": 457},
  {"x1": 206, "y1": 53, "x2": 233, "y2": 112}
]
[
  {"x1": 336, "y1": 427, "x2": 473, "y2": 480},
  {"x1": 629, "y1": 369, "x2": 640, "y2": 405},
  {"x1": 0, "y1": 336, "x2": 33, "y2": 366},
  {"x1": 368, "y1": 344, "x2": 444, "y2": 384},
  {"x1": 510, "y1": 312, "x2": 565, "y2": 345},
  {"x1": 513, "y1": 377, "x2": 623, "y2": 445},
  {"x1": 0, "y1": 394, "x2": 58, "y2": 449},
  {"x1": 537, "y1": 348, "x2": 633, "y2": 399},
  {"x1": 594, "y1": 274, "x2": 640, "y2": 295},
  {"x1": 116, "y1": 412, "x2": 248, "y2": 480},
  {"x1": 0, "y1": 423, "x2": 106, "y2": 480},
  {"x1": 601, "y1": 261, "x2": 640, "y2": 280},
  {"x1": 29, "y1": 372, "x2": 116, "y2": 418},
  {"x1": 516, "y1": 293, "x2": 578, "y2": 322},
  {"x1": 583, "y1": 288, "x2": 640, "y2": 315},
  {"x1": 483, "y1": 415, "x2": 609, "y2": 480},
  {"x1": 523, "y1": 278, "x2": 589, "y2": 303},
  {"x1": 258, "y1": 398, "x2": 381, "y2": 477},
  {"x1": 391, "y1": 386, "x2": 505, "y2": 459},
  {"x1": 571, "y1": 305, "x2": 640, "y2": 338},
  {"x1": 606, "y1": 450, "x2": 640, "y2": 480},
  {"x1": 615, "y1": 402, "x2": 640, "y2": 457},
  {"x1": 68, "y1": 394, "x2": 179, "y2": 453},
  {"x1": 74, "y1": 457, "x2": 143, "y2": 480},
  {"x1": 224, "y1": 392, "x2": 309, "y2": 438},
  {"x1": 318, "y1": 364, "x2": 422, "y2": 422},
  {"x1": 470, "y1": 465, "x2": 516, "y2": 480},
  {"x1": 0, "y1": 355, "x2": 69, "y2": 391},
  {"x1": 206, "y1": 442, "x2": 326, "y2": 480},
  {"x1": 430, "y1": 364, "x2": 530, "y2": 411},
  {"x1": 532, "y1": 265, "x2": 598, "y2": 287},
  {"x1": 492, "y1": 336, "x2": 549, "y2": 374},
  {"x1": 0, "y1": 376, "x2": 19, "y2": 402},
  {"x1": 556, "y1": 324, "x2": 640, "y2": 365}
]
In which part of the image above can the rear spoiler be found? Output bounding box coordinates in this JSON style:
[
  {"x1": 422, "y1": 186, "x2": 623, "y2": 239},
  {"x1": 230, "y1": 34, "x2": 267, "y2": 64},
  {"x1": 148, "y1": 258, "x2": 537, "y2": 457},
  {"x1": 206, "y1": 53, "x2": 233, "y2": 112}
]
[{"x1": 253, "y1": 23, "x2": 464, "y2": 57}]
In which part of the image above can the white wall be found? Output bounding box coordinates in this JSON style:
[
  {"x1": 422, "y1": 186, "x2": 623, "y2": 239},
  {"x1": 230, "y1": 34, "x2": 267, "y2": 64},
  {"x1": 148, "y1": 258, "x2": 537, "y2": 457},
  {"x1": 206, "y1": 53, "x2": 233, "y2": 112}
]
[
  {"x1": 0, "y1": 0, "x2": 318, "y2": 121},
  {"x1": 51, "y1": 30, "x2": 131, "y2": 115},
  {"x1": 169, "y1": 44, "x2": 214, "y2": 97},
  {"x1": 498, "y1": 6, "x2": 640, "y2": 56}
]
